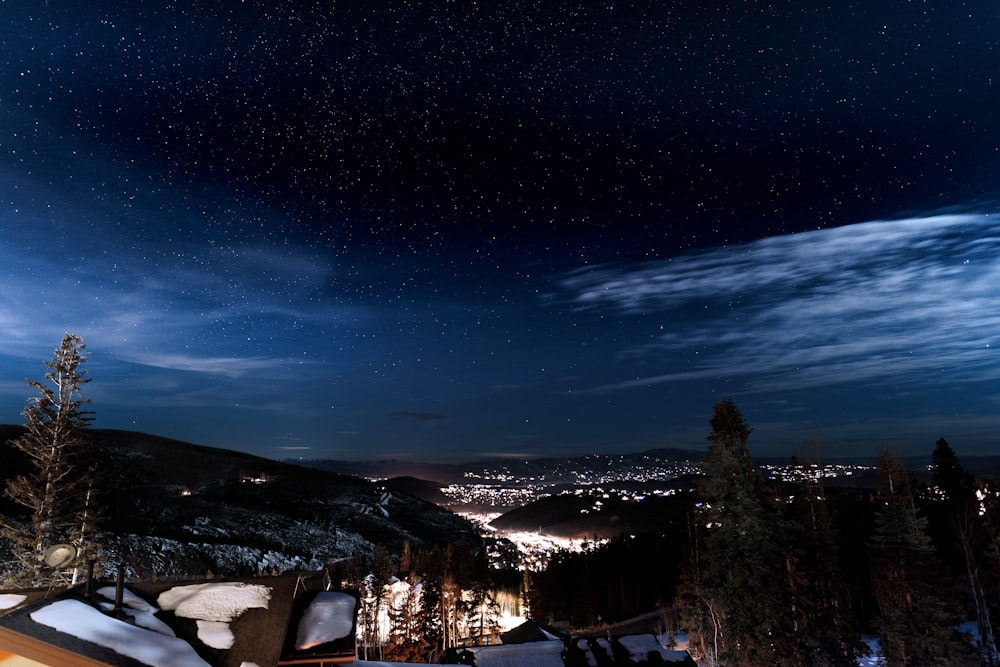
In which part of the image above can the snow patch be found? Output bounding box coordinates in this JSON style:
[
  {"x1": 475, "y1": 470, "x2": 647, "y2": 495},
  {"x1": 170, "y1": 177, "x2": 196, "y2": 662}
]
[
  {"x1": 157, "y1": 581, "x2": 271, "y2": 653},
  {"x1": 30, "y1": 599, "x2": 209, "y2": 667},
  {"x1": 97, "y1": 601, "x2": 177, "y2": 637},
  {"x1": 295, "y1": 591, "x2": 356, "y2": 649},
  {"x1": 197, "y1": 619, "x2": 236, "y2": 649},
  {"x1": 97, "y1": 585, "x2": 156, "y2": 612},
  {"x1": 576, "y1": 638, "x2": 598, "y2": 667},
  {"x1": 94, "y1": 586, "x2": 175, "y2": 637},
  {"x1": 617, "y1": 634, "x2": 690, "y2": 662},
  {"x1": 0, "y1": 593, "x2": 27, "y2": 610},
  {"x1": 158, "y1": 581, "x2": 271, "y2": 622},
  {"x1": 857, "y1": 635, "x2": 886, "y2": 666}
]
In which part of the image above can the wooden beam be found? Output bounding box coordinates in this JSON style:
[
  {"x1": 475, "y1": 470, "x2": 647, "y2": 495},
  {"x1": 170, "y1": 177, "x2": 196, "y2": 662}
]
[{"x1": 0, "y1": 626, "x2": 112, "y2": 667}]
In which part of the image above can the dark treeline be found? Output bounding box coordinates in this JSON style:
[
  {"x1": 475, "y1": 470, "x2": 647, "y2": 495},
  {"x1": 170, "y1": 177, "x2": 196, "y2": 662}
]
[
  {"x1": 529, "y1": 399, "x2": 1000, "y2": 666},
  {"x1": 527, "y1": 510, "x2": 687, "y2": 629}
]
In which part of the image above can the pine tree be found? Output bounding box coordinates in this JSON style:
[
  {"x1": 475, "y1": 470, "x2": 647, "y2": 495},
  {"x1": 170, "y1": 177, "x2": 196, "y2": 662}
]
[
  {"x1": 930, "y1": 438, "x2": 974, "y2": 501},
  {"x1": 368, "y1": 543, "x2": 394, "y2": 659},
  {"x1": 383, "y1": 571, "x2": 429, "y2": 662},
  {"x1": 926, "y1": 438, "x2": 998, "y2": 664},
  {"x1": 0, "y1": 333, "x2": 99, "y2": 586},
  {"x1": 870, "y1": 448, "x2": 976, "y2": 666},
  {"x1": 678, "y1": 399, "x2": 800, "y2": 667},
  {"x1": 785, "y1": 454, "x2": 862, "y2": 665}
]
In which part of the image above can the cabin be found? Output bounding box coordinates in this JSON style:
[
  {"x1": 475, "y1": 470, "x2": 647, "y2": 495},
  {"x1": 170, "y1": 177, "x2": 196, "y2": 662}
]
[{"x1": 0, "y1": 571, "x2": 357, "y2": 667}]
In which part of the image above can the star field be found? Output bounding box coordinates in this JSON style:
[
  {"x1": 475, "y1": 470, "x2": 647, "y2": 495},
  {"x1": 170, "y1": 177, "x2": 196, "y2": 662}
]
[{"x1": 2, "y1": 0, "x2": 999, "y2": 460}]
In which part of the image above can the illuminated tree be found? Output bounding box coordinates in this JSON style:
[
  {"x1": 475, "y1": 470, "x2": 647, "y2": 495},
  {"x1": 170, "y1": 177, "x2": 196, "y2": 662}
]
[{"x1": 0, "y1": 333, "x2": 99, "y2": 586}]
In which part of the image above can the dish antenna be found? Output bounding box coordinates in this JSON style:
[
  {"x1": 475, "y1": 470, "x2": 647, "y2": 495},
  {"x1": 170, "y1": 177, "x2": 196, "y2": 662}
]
[{"x1": 42, "y1": 543, "x2": 77, "y2": 569}]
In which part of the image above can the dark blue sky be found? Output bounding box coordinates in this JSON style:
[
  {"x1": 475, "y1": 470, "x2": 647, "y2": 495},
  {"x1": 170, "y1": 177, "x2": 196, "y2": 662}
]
[{"x1": 2, "y1": 1, "x2": 999, "y2": 461}]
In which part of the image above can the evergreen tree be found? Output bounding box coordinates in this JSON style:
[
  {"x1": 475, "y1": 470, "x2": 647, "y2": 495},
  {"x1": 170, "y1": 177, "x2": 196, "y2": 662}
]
[
  {"x1": 869, "y1": 448, "x2": 976, "y2": 666},
  {"x1": 678, "y1": 399, "x2": 800, "y2": 666},
  {"x1": 383, "y1": 571, "x2": 429, "y2": 662},
  {"x1": 414, "y1": 545, "x2": 445, "y2": 661},
  {"x1": 930, "y1": 438, "x2": 974, "y2": 501},
  {"x1": 360, "y1": 544, "x2": 394, "y2": 660},
  {"x1": 785, "y1": 454, "x2": 862, "y2": 665},
  {"x1": 466, "y1": 548, "x2": 501, "y2": 645},
  {"x1": 926, "y1": 438, "x2": 998, "y2": 664},
  {"x1": 0, "y1": 333, "x2": 99, "y2": 586}
]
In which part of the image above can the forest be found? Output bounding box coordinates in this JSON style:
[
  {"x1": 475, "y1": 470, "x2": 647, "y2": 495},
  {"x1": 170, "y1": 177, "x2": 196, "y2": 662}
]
[
  {"x1": 334, "y1": 399, "x2": 1000, "y2": 665},
  {"x1": 531, "y1": 399, "x2": 999, "y2": 666}
]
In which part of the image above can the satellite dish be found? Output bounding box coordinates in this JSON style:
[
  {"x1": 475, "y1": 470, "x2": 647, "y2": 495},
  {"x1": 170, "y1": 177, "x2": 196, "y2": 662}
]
[{"x1": 42, "y1": 543, "x2": 77, "y2": 569}]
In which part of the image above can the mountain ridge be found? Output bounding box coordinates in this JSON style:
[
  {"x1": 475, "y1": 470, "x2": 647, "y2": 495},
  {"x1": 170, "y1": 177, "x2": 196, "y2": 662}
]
[{"x1": 0, "y1": 425, "x2": 481, "y2": 580}]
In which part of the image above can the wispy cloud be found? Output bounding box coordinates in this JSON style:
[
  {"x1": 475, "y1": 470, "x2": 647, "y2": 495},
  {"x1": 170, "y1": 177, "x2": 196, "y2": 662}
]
[
  {"x1": 119, "y1": 352, "x2": 297, "y2": 378},
  {"x1": 557, "y1": 214, "x2": 1000, "y2": 395},
  {"x1": 0, "y1": 236, "x2": 370, "y2": 360}
]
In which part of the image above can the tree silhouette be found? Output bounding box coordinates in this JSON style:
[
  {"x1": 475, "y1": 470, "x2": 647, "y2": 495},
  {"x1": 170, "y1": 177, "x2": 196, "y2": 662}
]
[
  {"x1": 0, "y1": 333, "x2": 100, "y2": 586},
  {"x1": 870, "y1": 448, "x2": 976, "y2": 666},
  {"x1": 679, "y1": 399, "x2": 801, "y2": 666},
  {"x1": 784, "y1": 452, "x2": 863, "y2": 665},
  {"x1": 926, "y1": 438, "x2": 998, "y2": 664}
]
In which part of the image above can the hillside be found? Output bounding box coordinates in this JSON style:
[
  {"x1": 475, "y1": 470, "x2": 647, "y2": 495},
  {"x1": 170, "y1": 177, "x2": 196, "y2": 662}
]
[
  {"x1": 490, "y1": 490, "x2": 693, "y2": 540},
  {"x1": 383, "y1": 475, "x2": 454, "y2": 507},
  {"x1": 0, "y1": 426, "x2": 480, "y2": 580}
]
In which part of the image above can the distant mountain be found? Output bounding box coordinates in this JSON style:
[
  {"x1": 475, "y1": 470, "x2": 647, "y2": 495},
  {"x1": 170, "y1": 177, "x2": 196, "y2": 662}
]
[
  {"x1": 298, "y1": 447, "x2": 709, "y2": 486},
  {"x1": 292, "y1": 457, "x2": 468, "y2": 484},
  {"x1": 0, "y1": 426, "x2": 481, "y2": 580},
  {"x1": 383, "y1": 475, "x2": 453, "y2": 507},
  {"x1": 302, "y1": 446, "x2": 1000, "y2": 490}
]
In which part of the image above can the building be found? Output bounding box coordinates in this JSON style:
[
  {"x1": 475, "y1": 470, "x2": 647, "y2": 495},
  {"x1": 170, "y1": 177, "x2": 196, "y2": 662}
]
[{"x1": 0, "y1": 571, "x2": 357, "y2": 667}]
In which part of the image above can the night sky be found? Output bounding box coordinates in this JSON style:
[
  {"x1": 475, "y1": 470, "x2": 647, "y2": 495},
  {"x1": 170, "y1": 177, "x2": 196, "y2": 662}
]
[{"x1": 3, "y1": 1, "x2": 999, "y2": 462}]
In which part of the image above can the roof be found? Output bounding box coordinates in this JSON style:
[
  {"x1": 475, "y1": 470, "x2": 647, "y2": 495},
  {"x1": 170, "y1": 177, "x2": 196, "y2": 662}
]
[
  {"x1": 0, "y1": 572, "x2": 357, "y2": 667},
  {"x1": 498, "y1": 620, "x2": 564, "y2": 645}
]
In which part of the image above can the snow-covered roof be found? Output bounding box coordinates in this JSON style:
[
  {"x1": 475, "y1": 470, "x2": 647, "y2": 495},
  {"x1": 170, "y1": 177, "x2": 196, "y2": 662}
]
[
  {"x1": 31, "y1": 598, "x2": 210, "y2": 667},
  {"x1": 0, "y1": 572, "x2": 357, "y2": 667},
  {"x1": 617, "y1": 634, "x2": 691, "y2": 663},
  {"x1": 0, "y1": 593, "x2": 27, "y2": 610}
]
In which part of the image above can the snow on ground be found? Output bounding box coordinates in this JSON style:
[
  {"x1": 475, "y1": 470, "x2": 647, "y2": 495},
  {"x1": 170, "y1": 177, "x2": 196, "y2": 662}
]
[
  {"x1": 30, "y1": 598, "x2": 210, "y2": 667},
  {"x1": 857, "y1": 636, "x2": 886, "y2": 666},
  {"x1": 295, "y1": 591, "x2": 356, "y2": 649},
  {"x1": 617, "y1": 634, "x2": 691, "y2": 663},
  {"x1": 0, "y1": 593, "x2": 27, "y2": 610},
  {"x1": 468, "y1": 639, "x2": 566, "y2": 667}
]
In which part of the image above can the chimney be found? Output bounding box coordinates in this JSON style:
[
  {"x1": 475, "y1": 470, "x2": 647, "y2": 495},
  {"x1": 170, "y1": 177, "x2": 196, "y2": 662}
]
[
  {"x1": 114, "y1": 564, "x2": 125, "y2": 612},
  {"x1": 85, "y1": 559, "x2": 96, "y2": 598}
]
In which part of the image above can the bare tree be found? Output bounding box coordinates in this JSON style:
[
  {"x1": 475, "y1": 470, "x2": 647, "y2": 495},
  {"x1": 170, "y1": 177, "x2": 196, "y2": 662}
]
[{"x1": 0, "y1": 333, "x2": 99, "y2": 586}]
